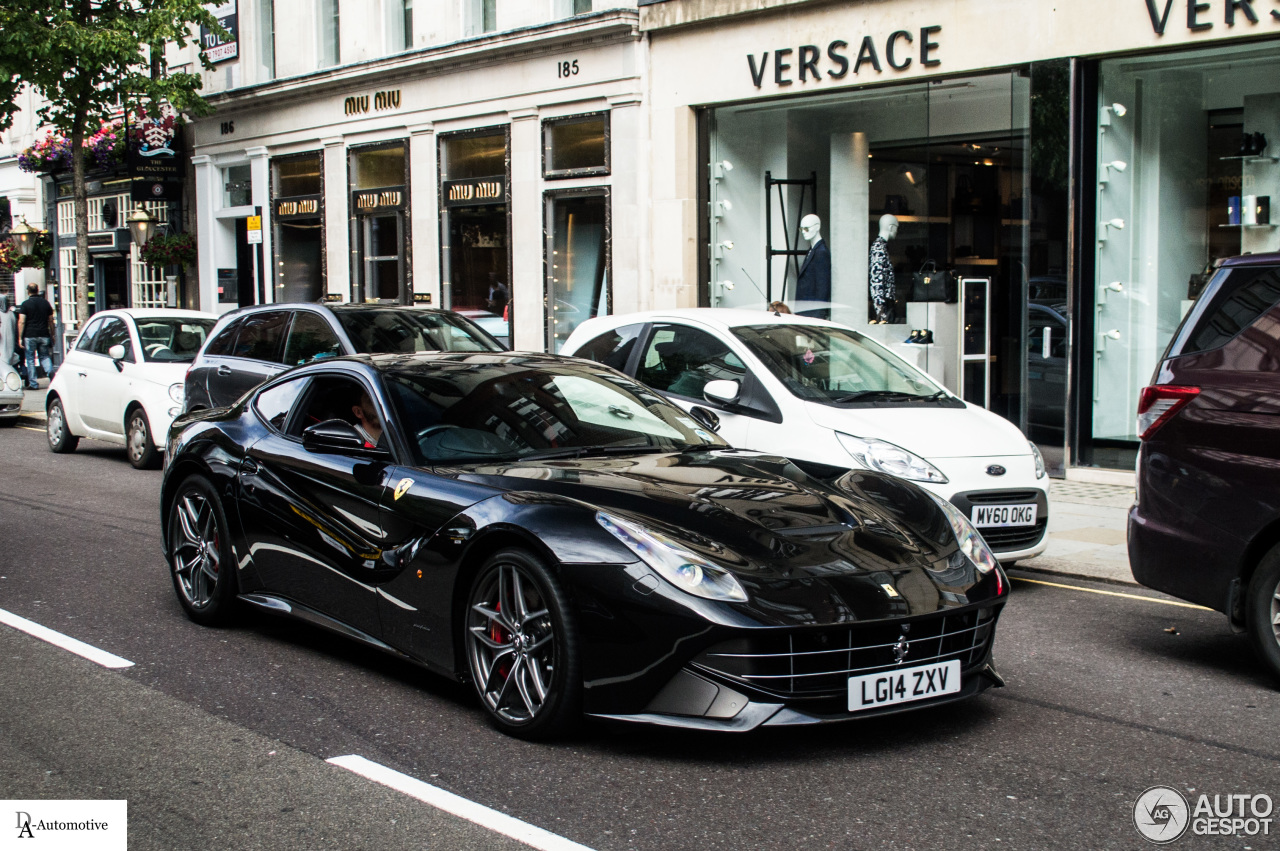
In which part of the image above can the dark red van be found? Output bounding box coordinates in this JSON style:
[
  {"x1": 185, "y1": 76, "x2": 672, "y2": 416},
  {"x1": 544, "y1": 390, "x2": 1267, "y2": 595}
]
[{"x1": 1129, "y1": 253, "x2": 1280, "y2": 679}]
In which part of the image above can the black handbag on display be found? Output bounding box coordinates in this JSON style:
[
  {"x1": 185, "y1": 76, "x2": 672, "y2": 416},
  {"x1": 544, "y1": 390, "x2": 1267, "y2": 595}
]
[{"x1": 911, "y1": 261, "x2": 956, "y2": 303}]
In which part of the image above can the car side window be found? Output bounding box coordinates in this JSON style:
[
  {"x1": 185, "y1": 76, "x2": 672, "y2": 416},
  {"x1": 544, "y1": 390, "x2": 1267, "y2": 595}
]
[
  {"x1": 232, "y1": 311, "x2": 291, "y2": 362},
  {"x1": 636, "y1": 324, "x2": 746, "y2": 398},
  {"x1": 574, "y1": 324, "x2": 643, "y2": 372},
  {"x1": 1182, "y1": 266, "x2": 1280, "y2": 356},
  {"x1": 203, "y1": 319, "x2": 242, "y2": 357},
  {"x1": 287, "y1": 374, "x2": 386, "y2": 448},
  {"x1": 91, "y1": 318, "x2": 135, "y2": 362},
  {"x1": 282, "y1": 312, "x2": 343, "y2": 366},
  {"x1": 75, "y1": 318, "x2": 105, "y2": 352},
  {"x1": 254, "y1": 376, "x2": 310, "y2": 434}
]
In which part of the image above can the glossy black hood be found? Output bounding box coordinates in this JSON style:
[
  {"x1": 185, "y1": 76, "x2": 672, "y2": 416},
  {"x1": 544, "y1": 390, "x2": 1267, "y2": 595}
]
[{"x1": 448, "y1": 450, "x2": 996, "y2": 625}]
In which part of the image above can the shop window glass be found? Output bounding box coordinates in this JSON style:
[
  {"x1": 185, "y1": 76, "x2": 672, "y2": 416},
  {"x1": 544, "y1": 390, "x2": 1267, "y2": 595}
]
[
  {"x1": 274, "y1": 156, "x2": 322, "y2": 197},
  {"x1": 353, "y1": 145, "x2": 405, "y2": 190},
  {"x1": 224, "y1": 164, "x2": 251, "y2": 207},
  {"x1": 444, "y1": 134, "x2": 506, "y2": 180},
  {"x1": 545, "y1": 115, "x2": 608, "y2": 177},
  {"x1": 442, "y1": 131, "x2": 509, "y2": 332},
  {"x1": 547, "y1": 193, "x2": 608, "y2": 352},
  {"x1": 1092, "y1": 43, "x2": 1280, "y2": 452}
]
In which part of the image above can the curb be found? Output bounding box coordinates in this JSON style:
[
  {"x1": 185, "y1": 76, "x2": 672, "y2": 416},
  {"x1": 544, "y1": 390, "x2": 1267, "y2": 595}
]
[{"x1": 1008, "y1": 563, "x2": 1139, "y2": 589}]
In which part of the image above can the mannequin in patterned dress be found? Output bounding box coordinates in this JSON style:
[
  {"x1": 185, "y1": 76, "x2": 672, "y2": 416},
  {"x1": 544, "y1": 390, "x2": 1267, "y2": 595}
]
[{"x1": 869, "y1": 214, "x2": 899, "y2": 323}]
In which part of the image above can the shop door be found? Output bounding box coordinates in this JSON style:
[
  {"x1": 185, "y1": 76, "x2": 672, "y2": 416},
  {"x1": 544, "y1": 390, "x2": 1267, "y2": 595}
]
[
  {"x1": 361, "y1": 213, "x2": 404, "y2": 302},
  {"x1": 446, "y1": 205, "x2": 509, "y2": 327},
  {"x1": 95, "y1": 257, "x2": 129, "y2": 311},
  {"x1": 234, "y1": 218, "x2": 257, "y2": 308}
]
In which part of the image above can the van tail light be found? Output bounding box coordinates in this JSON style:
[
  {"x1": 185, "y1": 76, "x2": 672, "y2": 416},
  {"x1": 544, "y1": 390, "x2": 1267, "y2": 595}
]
[{"x1": 1136, "y1": 385, "x2": 1200, "y2": 440}]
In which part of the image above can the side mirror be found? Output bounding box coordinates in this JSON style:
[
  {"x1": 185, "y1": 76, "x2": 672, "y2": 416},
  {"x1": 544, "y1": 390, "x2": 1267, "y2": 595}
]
[
  {"x1": 703, "y1": 379, "x2": 741, "y2": 405},
  {"x1": 302, "y1": 418, "x2": 386, "y2": 457},
  {"x1": 108, "y1": 343, "x2": 126, "y2": 371},
  {"x1": 688, "y1": 405, "x2": 721, "y2": 433}
]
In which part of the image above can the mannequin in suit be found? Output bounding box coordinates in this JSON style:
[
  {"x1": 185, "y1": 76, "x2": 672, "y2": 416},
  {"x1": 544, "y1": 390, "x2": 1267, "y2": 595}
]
[
  {"x1": 795, "y1": 214, "x2": 831, "y2": 319},
  {"x1": 869, "y1": 213, "x2": 899, "y2": 323}
]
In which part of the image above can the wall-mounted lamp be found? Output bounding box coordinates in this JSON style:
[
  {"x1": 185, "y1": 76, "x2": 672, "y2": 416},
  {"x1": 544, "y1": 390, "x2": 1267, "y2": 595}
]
[
  {"x1": 713, "y1": 160, "x2": 734, "y2": 180},
  {"x1": 1098, "y1": 281, "x2": 1125, "y2": 306},
  {"x1": 1097, "y1": 218, "x2": 1125, "y2": 244},
  {"x1": 716, "y1": 239, "x2": 735, "y2": 255},
  {"x1": 1096, "y1": 328, "x2": 1122, "y2": 353},
  {"x1": 8, "y1": 217, "x2": 36, "y2": 257},
  {"x1": 1099, "y1": 161, "x2": 1128, "y2": 185},
  {"x1": 714, "y1": 199, "x2": 733, "y2": 219},
  {"x1": 1100, "y1": 102, "x2": 1128, "y2": 129},
  {"x1": 126, "y1": 206, "x2": 155, "y2": 249}
]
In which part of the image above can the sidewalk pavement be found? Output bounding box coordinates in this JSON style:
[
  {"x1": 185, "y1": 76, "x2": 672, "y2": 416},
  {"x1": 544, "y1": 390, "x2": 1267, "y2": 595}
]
[{"x1": 11, "y1": 390, "x2": 1137, "y2": 585}]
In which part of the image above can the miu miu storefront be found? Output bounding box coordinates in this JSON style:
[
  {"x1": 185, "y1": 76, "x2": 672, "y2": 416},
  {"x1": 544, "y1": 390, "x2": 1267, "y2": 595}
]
[
  {"x1": 641, "y1": 0, "x2": 1280, "y2": 479},
  {"x1": 190, "y1": 10, "x2": 647, "y2": 353}
]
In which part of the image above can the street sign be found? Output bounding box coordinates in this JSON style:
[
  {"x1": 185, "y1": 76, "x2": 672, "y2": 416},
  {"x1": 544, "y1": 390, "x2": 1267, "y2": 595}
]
[{"x1": 246, "y1": 215, "x2": 262, "y2": 244}]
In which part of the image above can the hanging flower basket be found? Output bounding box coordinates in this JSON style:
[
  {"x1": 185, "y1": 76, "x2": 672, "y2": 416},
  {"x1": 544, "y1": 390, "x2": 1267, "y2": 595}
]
[
  {"x1": 139, "y1": 232, "x2": 197, "y2": 268},
  {"x1": 18, "y1": 120, "x2": 125, "y2": 174}
]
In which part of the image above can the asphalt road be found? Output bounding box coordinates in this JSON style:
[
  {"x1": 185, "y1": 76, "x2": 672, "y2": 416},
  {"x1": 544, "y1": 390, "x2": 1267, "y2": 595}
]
[{"x1": 2, "y1": 424, "x2": 1278, "y2": 851}]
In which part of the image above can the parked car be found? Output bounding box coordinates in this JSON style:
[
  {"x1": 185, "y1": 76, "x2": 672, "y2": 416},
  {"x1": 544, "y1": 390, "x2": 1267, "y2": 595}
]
[
  {"x1": 1129, "y1": 253, "x2": 1280, "y2": 679},
  {"x1": 161, "y1": 351, "x2": 1007, "y2": 738},
  {"x1": 562, "y1": 309, "x2": 1050, "y2": 562},
  {"x1": 183, "y1": 303, "x2": 506, "y2": 412},
  {"x1": 454, "y1": 308, "x2": 510, "y2": 348},
  {"x1": 45, "y1": 309, "x2": 218, "y2": 468},
  {"x1": 0, "y1": 294, "x2": 22, "y2": 425}
]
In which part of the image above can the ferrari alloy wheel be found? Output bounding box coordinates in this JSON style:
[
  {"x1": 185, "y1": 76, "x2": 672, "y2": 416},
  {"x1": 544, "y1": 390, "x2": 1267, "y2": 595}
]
[
  {"x1": 168, "y1": 475, "x2": 237, "y2": 625},
  {"x1": 46, "y1": 397, "x2": 78, "y2": 453},
  {"x1": 465, "y1": 549, "x2": 580, "y2": 739},
  {"x1": 1247, "y1": 543, "x2": 1280, "y2": 681},
  {"x1": 127, "y1": 408, "x2": 159, "y2": 469}
]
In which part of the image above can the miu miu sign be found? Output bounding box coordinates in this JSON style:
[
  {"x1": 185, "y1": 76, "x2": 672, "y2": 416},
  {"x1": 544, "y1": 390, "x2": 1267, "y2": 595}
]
[
  {"x1": 442, "y1": 177, "x2": 506, "y2": 207},
  {"x1": 353, "y1": 186, "x2": 407, "y2": 212},
  {"x1": 344, "y1": 90, "x2": 402, "y2": 115}
]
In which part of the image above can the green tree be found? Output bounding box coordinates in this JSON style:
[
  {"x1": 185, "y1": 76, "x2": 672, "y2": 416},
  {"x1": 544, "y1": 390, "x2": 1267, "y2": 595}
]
[{"x1": 0, "y1": 1, "x2": 225, "y2": 324}]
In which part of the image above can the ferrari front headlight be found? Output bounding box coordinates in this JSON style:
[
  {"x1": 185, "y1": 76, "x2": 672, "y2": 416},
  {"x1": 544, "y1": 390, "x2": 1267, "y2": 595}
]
[
  {"x1": 929, "y1": 494, "x2": 999, "y2": 575},
  {"x1": 596, "y1": 512, "x2": 747, "y2": 603}
]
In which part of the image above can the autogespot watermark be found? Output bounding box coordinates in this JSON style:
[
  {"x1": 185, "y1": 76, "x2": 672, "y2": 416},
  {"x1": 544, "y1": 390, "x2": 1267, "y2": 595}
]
[{"x1": 1133, "y1": 786, "x2": 1274, "y2": 844}]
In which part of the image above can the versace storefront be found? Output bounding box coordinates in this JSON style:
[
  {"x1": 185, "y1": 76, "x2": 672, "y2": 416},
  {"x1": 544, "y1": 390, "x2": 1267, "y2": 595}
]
[
  {"x1": 641, "y1": 0, "x2": 1280, "y2": 479},
  {"x1": 190, "y1": 8, "x2": 646, "y2": 353}
]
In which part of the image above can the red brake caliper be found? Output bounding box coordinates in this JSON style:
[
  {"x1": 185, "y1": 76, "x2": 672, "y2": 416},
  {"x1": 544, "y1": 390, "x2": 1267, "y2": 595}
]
[{"x1": 491, "y1": 601, "x2": 510, "y2": 680}]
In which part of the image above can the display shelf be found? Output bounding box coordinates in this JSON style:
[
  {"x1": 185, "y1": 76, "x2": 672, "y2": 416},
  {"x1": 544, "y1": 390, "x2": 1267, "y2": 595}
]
[
  {"x1": 1219, "y1": 155, "x2": 1278, "y2": 163},
  {"x1": 1218, "y1": 223, "x2": 1277, "y2": 229},
  {"x1": 868, "y1": 214, "x2": 949, "y2": 224}
]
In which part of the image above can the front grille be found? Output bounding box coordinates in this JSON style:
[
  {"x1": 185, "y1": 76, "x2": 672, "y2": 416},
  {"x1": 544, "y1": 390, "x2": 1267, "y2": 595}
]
[
  {"x1": 967, "y1": 490, "x2": 1040, "y2": 504},
  {"x1": 692, "y1": 608, "x2": 998, "y2": 698},
  {"x1": 979, "y1": 519, "x2": 1048, "y2": 552}
]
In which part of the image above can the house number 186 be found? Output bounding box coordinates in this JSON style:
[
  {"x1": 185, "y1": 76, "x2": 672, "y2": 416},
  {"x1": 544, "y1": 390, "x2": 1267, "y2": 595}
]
[{"x1": 557, "y1": 59, "x2": 579, "y2": 78}]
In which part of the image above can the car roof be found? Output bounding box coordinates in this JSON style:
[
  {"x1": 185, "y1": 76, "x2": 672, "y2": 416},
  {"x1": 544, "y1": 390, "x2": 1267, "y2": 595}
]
[
  {"x1": 1221, "y1": 252, "x2": 1280, "y2": 268},
  {"x1": 581, "y1": 307, "x2": 844, "y2": 332},
  {"x1": 98, "y1": 308, "x2": 217, "y2": 321}
]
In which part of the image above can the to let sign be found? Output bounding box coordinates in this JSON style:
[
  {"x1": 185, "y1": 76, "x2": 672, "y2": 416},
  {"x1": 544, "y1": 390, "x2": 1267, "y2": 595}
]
[{"x1": 201, "y1": 1, "x2": 239, "y2": 64}]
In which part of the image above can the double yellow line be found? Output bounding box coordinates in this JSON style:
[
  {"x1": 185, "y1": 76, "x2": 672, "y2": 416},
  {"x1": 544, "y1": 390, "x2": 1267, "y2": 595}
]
[{"x1": 1013, "y1": 575, "x2": 1212, "y2": 610}]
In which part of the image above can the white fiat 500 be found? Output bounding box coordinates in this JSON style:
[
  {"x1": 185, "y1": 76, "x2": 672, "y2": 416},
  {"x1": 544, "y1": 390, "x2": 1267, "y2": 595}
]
[
  {"x1": 563, "y1": 309, "x2": 1049, "y2": 563},
  {"x1": 46, "y1": 309, "x2": 218, "y2": 469}
]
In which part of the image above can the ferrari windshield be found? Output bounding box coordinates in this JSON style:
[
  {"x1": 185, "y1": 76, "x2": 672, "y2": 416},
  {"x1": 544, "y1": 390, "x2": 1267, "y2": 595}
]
[
  {"x1": 732, "y1": 324, "x2": 950, "y2": 406},
  {"x1": 384, "y1": 358, "x2": 728, "y2": 465},
  {"x1": 335, "y1": 308, "x2": 505, "y2": 355}
]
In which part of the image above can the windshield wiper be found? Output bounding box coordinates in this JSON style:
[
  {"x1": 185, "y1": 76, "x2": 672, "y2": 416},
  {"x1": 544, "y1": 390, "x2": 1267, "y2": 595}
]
[
  {"x1": 517, "y1": 444, "x2": 676, "y2": 461},
  {"x1": 832, "y1": 389, "x2": 951, "y2": 404}
]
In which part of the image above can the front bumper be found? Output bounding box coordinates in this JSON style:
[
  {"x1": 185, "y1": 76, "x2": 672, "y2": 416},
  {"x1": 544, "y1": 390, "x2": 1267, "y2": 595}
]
[
  {"x1": 0, "y1": 388, "x2": 23, "y2": 419},
  {"x1": 589, "y1": 602, "x2": 1004, "y2": 731}
]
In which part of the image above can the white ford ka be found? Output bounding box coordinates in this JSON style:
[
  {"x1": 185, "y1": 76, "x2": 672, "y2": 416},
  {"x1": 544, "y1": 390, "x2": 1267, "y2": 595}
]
[
  {"x1": 562, "y1": 308, "x2": 1049, "y2": 563},
  {"x1": 45, "y1": 309, "x2": 217, "y2": 468}
]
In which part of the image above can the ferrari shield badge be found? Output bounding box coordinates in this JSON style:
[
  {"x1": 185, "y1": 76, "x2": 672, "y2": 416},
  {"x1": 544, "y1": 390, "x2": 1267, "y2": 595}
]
[{"x1": 394, "y1": 477, "x2": 414, "y2": 501}]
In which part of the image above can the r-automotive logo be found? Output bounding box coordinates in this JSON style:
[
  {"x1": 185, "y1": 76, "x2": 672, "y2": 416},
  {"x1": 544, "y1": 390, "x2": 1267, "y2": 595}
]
[{"x1": 4, "y1": 801, "x2": 125, "y2": 850}]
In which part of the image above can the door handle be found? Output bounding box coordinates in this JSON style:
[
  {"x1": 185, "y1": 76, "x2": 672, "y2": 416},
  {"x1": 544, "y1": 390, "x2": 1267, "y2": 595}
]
[
  {"x1": 77, "y1": 372, "x2": 87, "y2": 378},
  {"x1": 217, "y1": 365, "x2": 232, "y2": 376},
  {"x1": 240, "y1": 457, "x2": 260, "y2": 475}
]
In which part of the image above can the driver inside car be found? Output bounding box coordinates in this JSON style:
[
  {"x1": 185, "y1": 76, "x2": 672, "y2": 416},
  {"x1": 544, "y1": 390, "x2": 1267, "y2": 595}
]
[{"x1": 351, "y1": 388, "x2": 385, "y2": 449}]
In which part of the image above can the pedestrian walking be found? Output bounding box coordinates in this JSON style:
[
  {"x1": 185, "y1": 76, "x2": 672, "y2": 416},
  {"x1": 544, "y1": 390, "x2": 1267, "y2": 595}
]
[{"x1": 16, "y1": 282, "x2": 55, "y2": 390}]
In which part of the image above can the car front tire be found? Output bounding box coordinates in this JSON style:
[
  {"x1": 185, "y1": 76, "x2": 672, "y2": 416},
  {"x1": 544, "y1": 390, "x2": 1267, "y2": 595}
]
[
  {"x1": 464, "y1": 548, "x2": 581, "y2": 740},
  {"x1": 46, "y1": 396, "x2": 78, "y2": 453},
  {"x1": 1246, "y1": 544, "x2": 1280, "y2": 682},
  {"x1": 127, "y1": 408, "x2": 160, "y2": 470},
  {"x1": 167, "y1": 474, "x2": 238, "y2": 626}
]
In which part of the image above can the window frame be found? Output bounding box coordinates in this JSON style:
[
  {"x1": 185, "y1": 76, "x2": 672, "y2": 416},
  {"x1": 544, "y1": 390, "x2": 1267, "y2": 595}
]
[{"x1": 252, "y1": 374, "x2": 312, "y2": 437}]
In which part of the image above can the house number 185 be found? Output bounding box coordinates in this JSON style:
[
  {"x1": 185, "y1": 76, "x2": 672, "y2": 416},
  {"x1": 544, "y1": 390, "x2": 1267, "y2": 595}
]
[{"x1": 557, "y1": 59, "x2": 579, "y2": 78}]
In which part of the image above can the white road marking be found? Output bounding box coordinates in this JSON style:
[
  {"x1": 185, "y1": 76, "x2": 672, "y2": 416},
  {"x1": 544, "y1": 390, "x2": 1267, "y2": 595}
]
[
  {"x1": 328, "y1": 754, "x2": 596, "y2": 851},
  {"x1": 0, "y1": 607, "x2": 134, "y2": 668}
]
